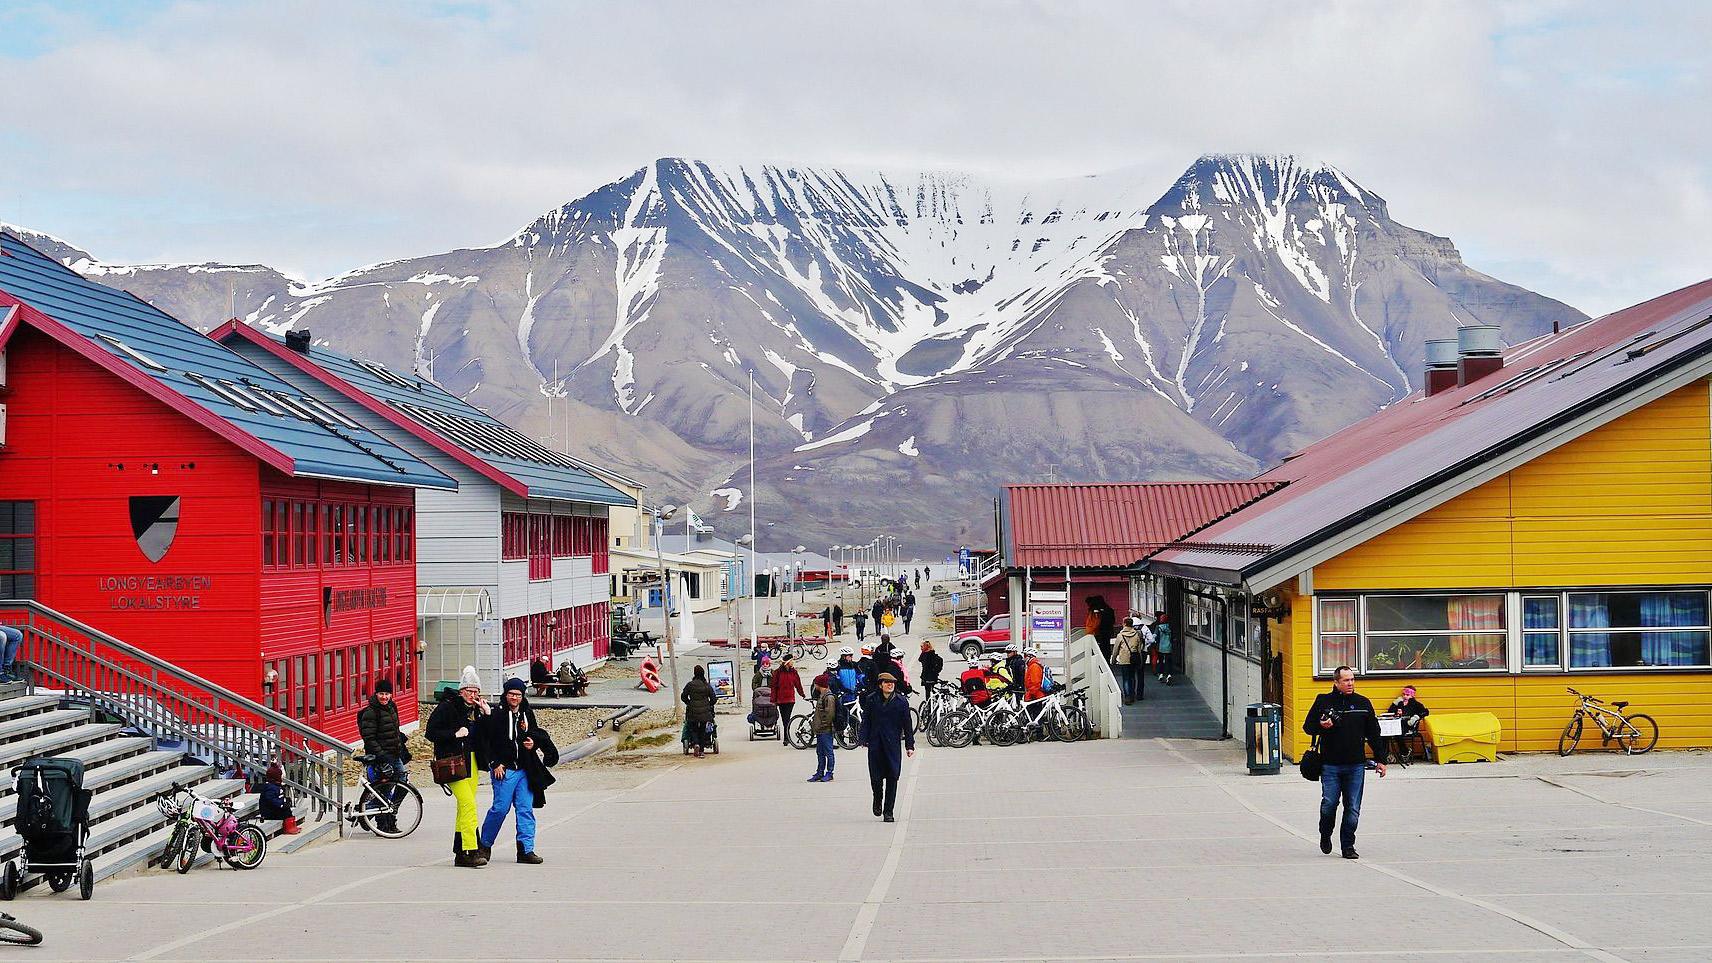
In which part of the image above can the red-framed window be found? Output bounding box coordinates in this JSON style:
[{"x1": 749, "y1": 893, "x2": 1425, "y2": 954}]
[
  {"x1": 264, "y1": 636, "x2": 415, "y2": 724},
  {"x1": 592, "y1": 517, "x2": 610, "y2": 574},
  {"x1": 263, "y1": 499, "x2": 412, "y2": 570}
]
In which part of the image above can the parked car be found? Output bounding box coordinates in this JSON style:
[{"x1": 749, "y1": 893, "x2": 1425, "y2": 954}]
[{"x1": 951, "y1": 615, "x2": 1024, "y2": 661}]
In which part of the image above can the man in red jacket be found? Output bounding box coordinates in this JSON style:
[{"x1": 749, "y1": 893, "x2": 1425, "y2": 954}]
[{"x1": 1023, "y1": 648, "x2": 1047, "y2": 702}]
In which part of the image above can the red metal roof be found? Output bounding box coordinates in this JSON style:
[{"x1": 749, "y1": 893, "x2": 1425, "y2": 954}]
[
  {"x1": 1153, "y1": 275, "x2": 1712, "y2": 582},
  {"x1": 1003, "y1": 482, "x2": 1282, "y2": 569}
]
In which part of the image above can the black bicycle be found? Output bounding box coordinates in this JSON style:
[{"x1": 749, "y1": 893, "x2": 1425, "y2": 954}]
[{"x1": 0, "y1": 912, "x2": 42, "y2": 945}]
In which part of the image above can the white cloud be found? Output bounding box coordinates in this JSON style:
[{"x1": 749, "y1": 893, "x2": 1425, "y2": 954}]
[{"x1": 0, "y1": 1, "x2": 1707, "y2": 314}]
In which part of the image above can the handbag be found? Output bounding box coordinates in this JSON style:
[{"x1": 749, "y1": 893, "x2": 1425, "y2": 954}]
[
  {"x1": 1298, "y1": 734, "x2": 1322, "y2": 782},
  {"x1": 431, "y1": 752, "x2": 471, "y2": 785}
]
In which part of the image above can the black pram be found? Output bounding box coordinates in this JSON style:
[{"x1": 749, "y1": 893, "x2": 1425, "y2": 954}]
[
  {"x1": 748, "y1": 684, "x2": 779, "y2": 740},
  {"x1": 2, "y1": 757, "x2": 94, "y2": 900}
]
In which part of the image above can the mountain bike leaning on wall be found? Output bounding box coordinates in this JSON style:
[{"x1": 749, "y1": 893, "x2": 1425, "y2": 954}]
[{"x1": 1559, "y1": 688, "x2": 1659, "y2": 756}]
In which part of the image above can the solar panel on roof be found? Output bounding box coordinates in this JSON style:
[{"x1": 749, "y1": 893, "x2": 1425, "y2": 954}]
[
  {"x1": 355, "y1": 359, "x2": 422, "y2": 391},
  {"x1": 391, "y1": 399, "x2": 579, "y2": 470},
  {"x1": 96, "y1": 335, "x2": 167, "y2": 371}
]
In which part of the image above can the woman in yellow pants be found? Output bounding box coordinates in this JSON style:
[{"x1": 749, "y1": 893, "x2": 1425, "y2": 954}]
[{"x1": 425, "y1": 667, "x2": 491, "y2": 868}]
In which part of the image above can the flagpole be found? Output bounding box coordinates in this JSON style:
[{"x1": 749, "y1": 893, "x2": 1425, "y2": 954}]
[{"x1": 749, "y1": 371, "x2": 759, "y2": 662}]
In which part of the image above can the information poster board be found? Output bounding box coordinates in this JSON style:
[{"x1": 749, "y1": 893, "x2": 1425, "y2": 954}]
[
  {"x1": 707, "y1": 660, "x2": 736, "y2": 701},
  {"x1": 1030, "y1": 592, "x2": 1068, "y2": 658}
]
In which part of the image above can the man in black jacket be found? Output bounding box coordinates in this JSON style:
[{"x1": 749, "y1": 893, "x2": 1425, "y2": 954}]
[
  {"x1": 1304, "y1": 666, "x2": 1387, "y2": 859},
  {"x1": 356, "y1": 680, "x2": 411, "y2": 832}
]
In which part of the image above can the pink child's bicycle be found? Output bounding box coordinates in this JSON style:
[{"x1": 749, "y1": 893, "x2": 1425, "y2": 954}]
[{"x1": 162, "y1": 784, "x2": 268, "y2": 871}]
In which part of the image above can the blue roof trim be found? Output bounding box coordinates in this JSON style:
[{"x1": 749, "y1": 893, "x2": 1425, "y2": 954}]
[
  {"x1": 255, "y1": 334, "x2": 632, "y2": 507},
  {"x1": 0, "y1": 232, "x2": 455, "y2": 491}
]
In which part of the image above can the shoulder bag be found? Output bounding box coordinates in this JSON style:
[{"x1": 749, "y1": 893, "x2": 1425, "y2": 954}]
[
  {"x1": 431, "y1": 751, "x2": 471, "y2": 785},
  {"x1": 1298, "y1": 734, "x2": 1322, "y2": 781}
]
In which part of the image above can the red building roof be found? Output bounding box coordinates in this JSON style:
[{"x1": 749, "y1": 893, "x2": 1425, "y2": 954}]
[
  {"x1": 1151, "y1": 275, "x2": 1712, "y2": 587},
  {"x1": 1001, "y1": 482, "x2": 1282, "y2": 569}
]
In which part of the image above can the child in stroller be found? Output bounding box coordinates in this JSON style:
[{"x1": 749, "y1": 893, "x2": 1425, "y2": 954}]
[{"x1": 748, "y1": 684, "x2": 779, "y2": 740}]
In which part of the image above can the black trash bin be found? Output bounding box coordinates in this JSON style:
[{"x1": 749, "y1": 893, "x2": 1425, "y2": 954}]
[{"x1": 1245, "y1": 702, "x2": 1281, "y2": 775}]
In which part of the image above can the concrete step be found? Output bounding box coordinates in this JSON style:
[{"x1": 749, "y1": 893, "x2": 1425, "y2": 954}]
[
  {"x1": 0, "y1": 723, "x2": 127, "y2": 775},
  {"x1": 0, "y1": 709, "x2": 92, "y2": 747},
  {"x1": 0, "y1": 736, "x2": 152, "y2": 797},
  {"x1": 270, "y1": 815, "x2": 338, "y2": 854},
  {"x1": 0, "y1": 696, "x2": 62, "y2": 725}
]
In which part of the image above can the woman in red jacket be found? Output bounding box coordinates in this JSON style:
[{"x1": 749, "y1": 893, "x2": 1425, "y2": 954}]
[{"x1": 770, "y1": 657, "x2": 807, "y2": 745}]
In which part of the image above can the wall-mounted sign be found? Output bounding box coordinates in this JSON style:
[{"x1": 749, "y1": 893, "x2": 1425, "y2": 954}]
[
  {"x1": 330, "y1": 587, "x2": 389, "y2": 612},
  {"x1": 98, "y1": 574, "x2": 211, "y2": 611},
  {"x1": 129, "y1": 495, "x2": 181, "y2": 563},
  {"x1": 707, "y1": 659, "x2": 736, "y2": 700}
]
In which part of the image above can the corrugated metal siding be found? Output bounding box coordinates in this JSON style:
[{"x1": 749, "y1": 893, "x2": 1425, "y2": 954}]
[{"x1": 1006, "y1": 482, "x2": 1280, "y2": 568}]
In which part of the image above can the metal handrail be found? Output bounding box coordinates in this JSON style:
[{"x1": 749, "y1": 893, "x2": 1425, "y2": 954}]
[{"x1": 0, "y1": 600, "x2": 348, "y2": 829}]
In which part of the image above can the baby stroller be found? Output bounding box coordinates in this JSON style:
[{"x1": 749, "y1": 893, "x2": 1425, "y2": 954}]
[
  {"x1": 1, "y1": 757, "x2": 94, "y2": 901},
  {"x1": 748, "y1": 684, "x2": 779, "y2": 740}
]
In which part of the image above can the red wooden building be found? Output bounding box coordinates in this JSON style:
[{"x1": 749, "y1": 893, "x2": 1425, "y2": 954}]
[{"x1": 0, "y1": 231, "x2": 455, "y2": 740}]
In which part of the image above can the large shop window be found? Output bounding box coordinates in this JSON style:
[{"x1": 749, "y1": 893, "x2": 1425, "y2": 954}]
[
  {"x1": 0, "y1": 502, "x2": 36, "y2": 599},
  {"x1": 1317, "y1": 589, "x2": 1712, "y2": 675}
]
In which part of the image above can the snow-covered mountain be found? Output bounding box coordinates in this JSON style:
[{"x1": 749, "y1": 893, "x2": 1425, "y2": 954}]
[{"x1": 8, "y1": 155, "x2": 1584, "y2": 553}]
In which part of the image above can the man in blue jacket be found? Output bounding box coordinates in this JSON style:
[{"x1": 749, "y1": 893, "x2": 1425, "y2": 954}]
[{"x1": 859, "y1": 672, "x2": 915, "y2": 822}]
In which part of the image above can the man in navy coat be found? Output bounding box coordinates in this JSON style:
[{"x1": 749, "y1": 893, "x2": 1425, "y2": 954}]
[{"x1": 860, "y1": 672, "x2": 915, "y2": 822}]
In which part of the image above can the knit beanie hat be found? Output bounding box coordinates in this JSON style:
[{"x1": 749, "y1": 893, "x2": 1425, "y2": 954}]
[
  {"x1": 459, "y1": 666, "x2": 482, "y2": 691},
  {"x1": 374, "y1": 678, "x2": 393, "y2": 694},
  {"x1": 503, "y1": 677, "x2": 527, "y2": 695}
]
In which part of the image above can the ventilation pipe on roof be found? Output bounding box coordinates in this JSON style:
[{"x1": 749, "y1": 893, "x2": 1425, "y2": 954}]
[
  {"x1": 1457, "y1": 324, "x2": 1504, "y2": 387},
  {"x1": 1424, "y1": 338, "x2": 1459, "y2": 397},
  {"x1": 285, "y1": 329, "x2": 312, "y2": 353}
]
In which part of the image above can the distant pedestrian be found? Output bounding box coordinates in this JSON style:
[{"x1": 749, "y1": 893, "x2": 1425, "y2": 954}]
[
  {"x1": 822, "y1": 606, "x2": 833, "y2": 639},
  {"x1": 425, "y1": 666, "x2": 490, "y2": 868},
  {"x1": 853, "y1": 610, "x2": 868, "y2": 642},
  {"x1": 1305, "y1": 666, "x2": 1387, "y2": 859},
  {"x1": 871, "y1": 600, "x2": 883, "y2": 629},
  {"x1": 901, "y1": 597, "x2": 915, "y2": 635},
  {"x1": 682, "y1": 665, "x2": 717, "y2": 758},
  {"x1": 1153, "y1": 611, "x2": 1174, "y2": 684},
  {"x1": 808, "y1": 678, "x2": 838, "y2": 782},
  {"x1": 771, "y1": 657, "x2": 806, "y2": 746},
  {"x1": 479, "y1": 677, "x2": 545, "y2": 865},
  {"x1": 859, "y1": 672, "x2": 915, "y2": 822},
  {"x1": 1112, "y1": 618, "x2": 1146, "y2": 704},
  {"x1": 917, "y1": 640, "x2": 943, "y2": 690},
  {"x1": 1087, "y1": 596, "x2": 1117, "y2": 662},
  {"x1": 833, "y1": 604, "x2": 845, "y2": 635}
]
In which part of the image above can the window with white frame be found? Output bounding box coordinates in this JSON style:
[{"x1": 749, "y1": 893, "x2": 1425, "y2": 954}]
[{"x1": 1317, "y1": 588, "x2": 1712, "y2": 675}]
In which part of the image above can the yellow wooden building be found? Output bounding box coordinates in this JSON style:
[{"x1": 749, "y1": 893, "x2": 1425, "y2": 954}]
[{"x1": 1144, "y1": 277, "x2": 1712, "y2": 758}]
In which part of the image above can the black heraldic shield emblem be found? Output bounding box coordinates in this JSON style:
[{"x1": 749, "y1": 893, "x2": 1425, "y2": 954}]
[{"x1": 130, "y1": 496, "x2": 180, "y2": 563}]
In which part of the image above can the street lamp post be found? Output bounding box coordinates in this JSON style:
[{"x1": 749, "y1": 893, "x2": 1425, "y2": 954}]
[
  {"x1": 652, "y1": 504, "x2": 682, "y2": 721},
  {"x1": 794, "y1": 545, "x2": 808, "y2": 607}
]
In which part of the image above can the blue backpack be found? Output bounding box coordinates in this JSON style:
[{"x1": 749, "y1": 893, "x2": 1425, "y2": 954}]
[{"x1": 1039, "y1": 664, "x2": 1056, "y2": 694}]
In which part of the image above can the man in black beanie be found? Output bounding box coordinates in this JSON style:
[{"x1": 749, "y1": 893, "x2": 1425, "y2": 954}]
[{"x1": 357, "y1": 677, "x2": 411, "y2": 832}]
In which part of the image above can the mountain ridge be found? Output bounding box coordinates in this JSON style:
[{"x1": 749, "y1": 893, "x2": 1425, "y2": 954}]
[{"x1": 3, "y1": 154, "x2": 1585, "y2": 553}]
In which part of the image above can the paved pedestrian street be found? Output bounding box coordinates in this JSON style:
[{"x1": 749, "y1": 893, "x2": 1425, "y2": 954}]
[{"x1": 19, "y1": 726, "x2": 1712, "y2": 961}]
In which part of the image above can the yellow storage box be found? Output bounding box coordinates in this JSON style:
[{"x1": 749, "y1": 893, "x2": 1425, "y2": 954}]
[{"x1": 1422, "y1": 712, "x2": 1501, "y2": 763}]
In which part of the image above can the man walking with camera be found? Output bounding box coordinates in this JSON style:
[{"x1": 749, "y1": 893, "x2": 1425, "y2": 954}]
[{"x1": 1303, "y1": 666, "x2": 1386, "y2": 860}]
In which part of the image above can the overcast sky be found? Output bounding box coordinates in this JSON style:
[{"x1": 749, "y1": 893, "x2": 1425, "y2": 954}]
[{"x1": 1, "y1": 0, "x2": 1707, "y2": 316}]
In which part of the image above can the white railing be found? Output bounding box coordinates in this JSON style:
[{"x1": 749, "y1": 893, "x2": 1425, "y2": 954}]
[{"x1": 1065, "y1": 629, "x2": 1123, "y2": 739}]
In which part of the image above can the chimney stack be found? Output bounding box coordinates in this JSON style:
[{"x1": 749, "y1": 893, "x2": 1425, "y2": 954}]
[
  {"x1": 1424, "y1": 338, "x2": 1459, "y2": 397},
  {"x1": 285, "y1": 329, "x2": 312, "y2": 353},
  {"x1": 1456, "y1": 324, "x2": 1504, "y2": 387}
]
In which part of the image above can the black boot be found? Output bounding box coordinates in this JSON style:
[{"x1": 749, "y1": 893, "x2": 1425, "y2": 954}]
[
  {"x1": 474, "y1": 843, "x2": 491, "y2": 866},
  {"x1": 517, "y1": 842, "x2": 543, "y2": 865}
]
